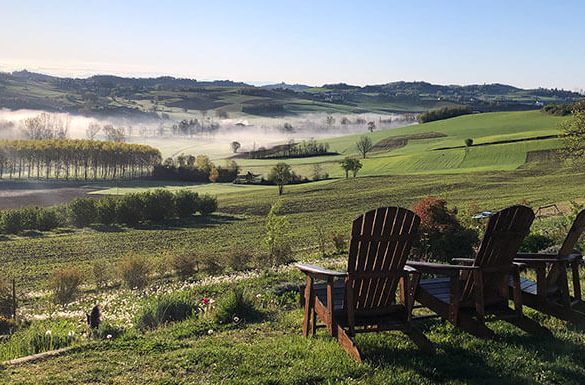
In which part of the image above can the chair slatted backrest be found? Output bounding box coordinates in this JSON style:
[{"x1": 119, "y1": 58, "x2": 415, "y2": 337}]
[
  {"x1": 462, "y1": 205, "x2": 535, "y2": 302},
  {"x1": 347, "y1": 207, "x2": 421, "y2": 313},
  {"x1": 558, "y1": 209, "x2": 585, "y2": 257}
]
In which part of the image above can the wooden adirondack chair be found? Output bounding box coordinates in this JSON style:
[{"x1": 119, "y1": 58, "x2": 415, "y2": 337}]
[
  {"x1": 407, "y1": 205, "x2": 550, "y2": 338},
  {"x1": 296, "y1": 207, "x2": 434, "y2": 362},
  {"x1": 513, "y1": 209, "x2": 585, "y2": 322}
]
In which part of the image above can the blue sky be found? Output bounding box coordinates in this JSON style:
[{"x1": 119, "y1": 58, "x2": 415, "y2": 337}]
[{"x1": 1, "y1": 0, "x2": 583, "y2": 90}]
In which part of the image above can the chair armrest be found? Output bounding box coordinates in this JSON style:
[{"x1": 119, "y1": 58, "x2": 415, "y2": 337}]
[
  {"x1": 295, "y1": 263, "x2": 347, "y2": 280},
  {"x1": 403, "y1": 265, "x2": 418, "y2": 273},
  {"x1": 452, "y1": 258, "x2": 474, "y2": 265},
  {"x1": 406, "y1": 261, "x2": 478, "y2": 277}
]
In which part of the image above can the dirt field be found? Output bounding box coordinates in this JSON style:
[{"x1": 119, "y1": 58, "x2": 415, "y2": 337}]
[{"x1": 0, "y1": 181, "x2": 99, "y2": 209}]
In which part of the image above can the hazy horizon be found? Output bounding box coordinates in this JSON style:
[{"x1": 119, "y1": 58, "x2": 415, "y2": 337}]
[{"x1": 2, "y1": 0, "x2": 584, "y2": 91}]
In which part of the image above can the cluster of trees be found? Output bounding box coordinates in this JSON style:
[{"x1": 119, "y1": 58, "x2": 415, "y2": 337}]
[
  {"x1": 0, "y1": 190, "x2": 217, "y2": 234},
  {"x1": 20, "y1": 112, "x2": 70, "y2": 140},
  {"x1": 418, "y1": 106, "x2": 473, "y2": 123},
  {"x1": 339, "y1": 157, "x2": 362, "y2": 178},
  {"x1": 542, "y1": 103, "x2": 574, "y2": 116},
  {"x1": 171, "y1": 119, "x2": 220, "y2": 137},
  {"x1": 153, "y1": 154, "x2": 239, "y2": 183},
  {"x1": 267, "y1": 163, "x2": 307, "y2": 195},
  {"x1": 248, "y1": 139, "x2": 332, "y2": 159},
  {"x1": 0, "y1": 139, "x2": 161, "y2": 180},
  {"x1": 561, "y1": 100, "x2": 585, "y2": 169}
]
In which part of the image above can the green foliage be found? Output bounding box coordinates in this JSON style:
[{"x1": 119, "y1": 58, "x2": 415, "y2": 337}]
[
  {"x1": 464, "y1": 138, "x2": 474, "y2": 147},
  {"x1": 332, "y1": 232, "x2": 347, "y2": 255},
  {"x1": 213, "y1": 288, "x2": 261, "y2": 325},
  {"x1": 264, "y1": 201, "x2": 293, "y2": 267},
  {"x1": 68, "y1": 198, "x2": 97, "y2": 228},
  {"x1": 356, "y1": 135, "x2": 373, "y2": 158},
  {"x1": 0, "y1": 206, "x2": 64, "y2": 234},
  {"x1": 95, "y1": 196, "x2": 119, "y2": 225},
  {"x1": 118, "y1": 254, "x2": 151, "y2": 290},
  {"x1": 339, "y1": 157, "x2": 362, "y2": 178},
  {"x1": 173, "y1": 190, "x2": 200, "y2": 218},
  {"x1": 419, "y1": 106, "x2": 473, "y2": 123},
  {"x1": 135, "y1": 291, "x2": 197, "y2": 331},
  {"x1": 542, "y1": 103, "x2": 574, "y2": 116},
  {"x1": 116, "y1": 193, "x2": 144, "y2": 225},
  {"x1": 561, "y1": 100, "x2": 585, "y2": 169},
  {"x1": 520, "y1": 233, "x2": 555, "y2": 253},
  {"x1": 141, "y1": 189, "x2": 174, "y2": 221},
  {"x1": 48, "y1": 267, "x2": 84, "y2": 305},
  {"x1": 0, "y1": 278, "x2": 13, "y2": 318},
  {"x1": 412, "y1": 196, "x2": 479, "y2": 262},
  {"x1": 268, "y1": 162, "x2": 292, "y2": 195},
  {"x1": 198, "y1": 194, "x2": 218, "y2": 216}
]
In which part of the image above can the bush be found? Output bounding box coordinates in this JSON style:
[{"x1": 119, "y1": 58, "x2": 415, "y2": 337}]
[
  {"x1": 135, "y1": 291, "x2": 196, "y2": 331},
  {"x1": 214, "y1": 288, "x2": 261, "y2": 325},
  {"x1": 332, "y1": 232, "x2": 346, "y2": 254},
  {"x1": 198, "y1": 194, "x2": 218, "y2": 216},
  {"x1": 92, "y1": 261, "x2": 110, "y2": 289},
  {"x1": 37, "y1": 208, "x2": 63, "y2": 231},
  {"x1": 68, "y1": 198, "x2": 97, "y2": 228},
  {"x1": 174, "y1": 190, "x2": 200, "y2": 218},
  {"x1": 264, "y1": 202, "x2": 294, "y2": 267},
  {"x1": 118, "y1": 254, "x2": 151, "y2": 290},
  {"x1": 412, "y1": 196, "x2": 479, "y2": 262},
  {"x1": 96, "y1": 196, "x2": 119, "y2": 225},
  {"x1": 521, "y1": 234, "x2": 555, "y2": 253},
  {"x1": 116, "y1": 194, "x2": 144, "y2": 225},
  {"x1": 0, "y1": 279, "x2": 13, "y2": 318},
  {"x1": 225, "y1": 249, "x2": 252, "y2": 271},
  {"x1": 199, "y1": 254, "x2": 223, "y2": 275},
  {"x1": 0, "y1": 209, "x2": 24, "y2": 234},
  {"x1": 171, "y1": 253, "x2": 199, "y2": 279},
  {"x1": 48, "y1": 267, "x2": 84, "y2": 305},
  {"x1": 141, "y1": 189, "x2": 174, "y2": 221}
]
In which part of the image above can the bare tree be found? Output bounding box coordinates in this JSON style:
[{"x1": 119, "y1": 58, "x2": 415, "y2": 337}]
[
  {"x1": 103, "y1": 124, "x2": 126, "y2": 142},
  {"x1": 86, "y1": 122, "x2": 101, "y2": 140},
  {"x1": 356, "y1": 136, "x2": 373, "y2": 159}
]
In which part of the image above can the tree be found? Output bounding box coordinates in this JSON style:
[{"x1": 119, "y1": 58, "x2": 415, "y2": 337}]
[
  {"x1": 356, "y1": 135, "x2": 373, "y2": 159},
  {"x1": 464, "y1": 138, "x2": 473, "y2": 147},
  {"x1": 326, "y1": 114, "x2": 335, "y2": 127},
  {"x1": 367, "y1": 121, "x2": 376, "y2": 133},
  {"x1": 282, "y1": 122, "x2": 294, "y2": 132},
  {"x1": 340, "y1": 157, "x2": 362, "y2": 178},
  {"x1": 86, "y1": 122, "x2": 101, "y2": 140},
  {"x1": 103, "y1": 124, "x2": 126, "y2": 142},
  {"x1": 561, "y1": 100, "x2": 585, "y2": 169},
  {"x1": 230, "y1": 141, "x2": 241, "y2": 153},
  {"x1": 340, "y1": 117, "x2": 350, "y2": 125},
  {"x1": 268, "y1": 162, "x2": 292, "y2": 195},
  {"x1": 209, "y1": 167, "x2": 219, "y2": 183}
]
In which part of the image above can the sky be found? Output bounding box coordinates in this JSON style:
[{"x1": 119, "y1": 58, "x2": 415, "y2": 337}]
[{"x1": 1, "y1": 0, "x2": 584, "y2": 90}]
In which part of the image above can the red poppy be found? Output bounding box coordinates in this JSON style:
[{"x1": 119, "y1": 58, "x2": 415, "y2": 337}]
[{"x1": 202, "y1": 297, "x2": 210, "y2": 305}]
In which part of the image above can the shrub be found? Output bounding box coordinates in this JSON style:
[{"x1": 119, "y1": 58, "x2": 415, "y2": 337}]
[
  {"x1": 171, "y1": 253, "x2": 199, "y2": 279},
  {"x1": 135, "y1": 291, "x2": 196, "y2": 331},
  {"x1": 48, "y1": 267, "x2": 84, "y2": 305},
  {"x1": 0, "y1": 209, "x2": 24, "y2": 234},
  {"x1": 412, "y1": 196, "x2": 479, "y2": 262},
  {"x1": 37, "y1": 208, "x2": 63, "y2": 231},
  {"x1": 225, "y1": 249, "x2": 252, "y2": 271},
  {"x1": 198, "y1": 194, "x2": 218, "y2": 216},
  {"x1": 94, "y1": 321, "x2": 126, "y2": 339},
  {"x1": 214, "y1": 288, "x2": 261, "y2": 325},
  {"x1": 92, "y1": 261, "x2": 110, "y2": 289},
  {"x1": 332, "y1": 232, "x2": 347, "y2": 254},
  {"x1": 0, "y1": 279, "x2": 13, "y2": 318},
  {"x1": 174, "y1": 190, "x2": 200, "y2": 218},
  {"x1": 264, "y1": 201, "x2": 294, "y2": 267},
  {"x1": 118, "y1": 254, "x2": 151, "y2": 290},
  {"x1": 116, "y1": 194, "x2": 144, "y2": 225},
  {"x1": 68, "y1": 198, "x2": 97, "y2": 228},
  {"x1": 141, "y1": 189, "x2": 174, "y2": 221},
  {"x1": 521, "y1": 234, "x2": 555, "y2": 253},
  {"x1": 96, "y1": 196, "x2": 119, "y2": 225},
  {"x1": 199, "y1": 254, "x2": 223, "y2": 275}
]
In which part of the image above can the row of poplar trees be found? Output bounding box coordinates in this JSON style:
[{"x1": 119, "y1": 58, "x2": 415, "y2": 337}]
[{"x1": 0, "y1": 139, "x2": 162, "y2": 180}]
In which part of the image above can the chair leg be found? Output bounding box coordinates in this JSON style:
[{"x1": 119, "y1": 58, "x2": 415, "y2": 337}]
[
  {"x1": 336, "y1": 325, "x2": 362, "y2": 363},
  {"x1": 404, "y1": 327, "x2": 435, "y2": 354},
  {"x1": 302, "y1": 276, "x2": 314, "y2": 337},
  {"x1": 457, "y1": 313, "x2": 495, "y2": 338}
]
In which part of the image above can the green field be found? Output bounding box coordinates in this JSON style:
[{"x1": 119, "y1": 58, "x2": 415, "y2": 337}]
[{"x1": 2, "y1": 110, "x2": 585, "y2": 384}]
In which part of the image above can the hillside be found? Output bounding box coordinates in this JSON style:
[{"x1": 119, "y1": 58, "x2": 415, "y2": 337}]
[{"x1": 0, "y1": 71, "x2": 581, "y2": 120}]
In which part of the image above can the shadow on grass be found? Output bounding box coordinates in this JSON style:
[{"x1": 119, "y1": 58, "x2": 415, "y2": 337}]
[
  {"x1": 353, "y1": 319, "x2": 585, "y2": 385},
  {"x1": 126, "y1": 214, "x2": 243, "y2": 232}
]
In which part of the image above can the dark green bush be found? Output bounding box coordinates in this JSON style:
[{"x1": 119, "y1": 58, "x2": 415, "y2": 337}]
[
  {"x1": 198, "y1": 194, "x2": 218, "y2": 216},
  {"x1": 214, "y1": 288, "x2": 261, "y2": 325},
  {"x1": 116, "y1": 194, "x2": 144, "y2": 225},
  {"x1": 521, "y1": 234, "x2": 555, "y2": 253},
  {"x1": 141, "y1": 189, "x2": 174, "y2": 221},
  {"x1": 0, "y1": 209, "x2": 24, "y2": 234},
  {"x1": 135, "y1": 291, "x2": 196, "y2": 331},
  {"x1": 96, "y1": 196, "x2": 119, "y2": 225},
  {"x1": 68, "y1": 198, "x2": 97, "y2": 228},
  {"x1": 37, "y1": 208, "x2": 64, "y2": 231},
  {"x1": 174, "y1": 190, "x2": 200, "y2": 218}
]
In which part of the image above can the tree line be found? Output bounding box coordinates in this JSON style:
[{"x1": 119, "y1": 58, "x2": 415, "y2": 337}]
[
  {"x1": 153, "y1": 154, "x2": 239, "y2": 183},
  {"x1": 0, "y1": 139, "x2": 161, "y2": 180},
  {"x1": 418, "y1": 106, "x2": 473, "y2": 123}
]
